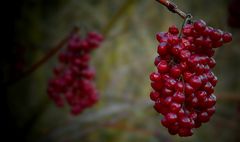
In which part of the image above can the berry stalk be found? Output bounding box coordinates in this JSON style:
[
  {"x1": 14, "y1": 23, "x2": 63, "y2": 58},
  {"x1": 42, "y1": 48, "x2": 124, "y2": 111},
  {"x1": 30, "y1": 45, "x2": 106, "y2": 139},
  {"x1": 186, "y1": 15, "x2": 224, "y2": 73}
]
[
  {"x1": 155, "y1": 0, "x2": 190, "y2": 19},
  {"x1": 4, "y1": 27, "x2": 79, "y2": 87}
]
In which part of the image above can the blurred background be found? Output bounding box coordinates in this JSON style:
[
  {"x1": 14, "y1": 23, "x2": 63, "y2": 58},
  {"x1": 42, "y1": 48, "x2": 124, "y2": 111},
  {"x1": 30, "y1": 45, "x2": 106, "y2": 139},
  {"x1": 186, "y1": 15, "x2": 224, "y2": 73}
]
[{"x1": 2, "y1": 0, "x2": 240, "y2": 142}]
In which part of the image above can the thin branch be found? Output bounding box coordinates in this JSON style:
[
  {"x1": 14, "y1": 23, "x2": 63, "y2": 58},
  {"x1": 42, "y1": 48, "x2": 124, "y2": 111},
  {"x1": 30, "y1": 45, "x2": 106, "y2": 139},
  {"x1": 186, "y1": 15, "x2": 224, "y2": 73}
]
[
  {"x1": 155, "y1": 0, "x2": 190, "y2": 19},
  {"x1": 5, "y1": 0, "x2": 136, "y2": 87},
  {"x1": 5, "y1": 27, "x2": 79, "y2": 87}
]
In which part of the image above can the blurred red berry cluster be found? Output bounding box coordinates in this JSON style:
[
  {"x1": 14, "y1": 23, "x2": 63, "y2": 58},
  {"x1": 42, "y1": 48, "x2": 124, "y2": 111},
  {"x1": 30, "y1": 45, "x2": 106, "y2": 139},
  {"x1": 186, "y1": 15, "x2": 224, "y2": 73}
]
[
  {"x1": 47, "y1": 32, "x2": 103, "y2": 115},
  {"x1": 150, "y1": 20, "x2": 232, "y2": 136}
]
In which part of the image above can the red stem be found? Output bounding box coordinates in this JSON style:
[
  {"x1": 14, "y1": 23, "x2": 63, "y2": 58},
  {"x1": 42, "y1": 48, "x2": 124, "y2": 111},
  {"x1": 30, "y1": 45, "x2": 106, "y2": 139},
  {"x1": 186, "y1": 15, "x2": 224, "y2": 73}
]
[{"x1": 155, "y1": 0, "x2": 189, "y2": 19}]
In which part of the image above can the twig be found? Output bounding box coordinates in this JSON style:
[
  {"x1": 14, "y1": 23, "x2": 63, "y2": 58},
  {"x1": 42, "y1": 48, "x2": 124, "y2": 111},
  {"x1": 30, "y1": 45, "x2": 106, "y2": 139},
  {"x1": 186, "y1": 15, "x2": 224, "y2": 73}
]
[
  {"x1": 155, "y1": 0, "x2": 191, "y2": 19},
  {"x1": 4, "y1": 27, "x2": 79, "y2": 86},
  {"x1": 5, "y1": 0, "x2": 135, "y2": 87}
]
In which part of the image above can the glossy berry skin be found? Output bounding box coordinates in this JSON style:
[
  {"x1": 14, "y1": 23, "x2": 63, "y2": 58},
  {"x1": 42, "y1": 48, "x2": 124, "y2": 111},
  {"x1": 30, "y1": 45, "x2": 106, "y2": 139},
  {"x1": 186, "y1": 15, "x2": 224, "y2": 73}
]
[
  {"x1": 169, "y1": 25, "x2": 179, "y2": 35},
  {"x1": 47, "y1": 32, "x2": 103, "y2": 115},
  {"x1": 189, "y1": 76, "x2": 202, "y2": 89},
  {"x1": 157, "y1": 60, "x2": 169, "y2": 73},
  {"x1": 158, "y1": 42, "x2": 168, "y2": 55},
  {"x1": 222, "y1": 32, "x2": 233, "y2": 43},
  {"x1": 194, "y1": 19, "x2": 206, "y2": 33},
  {"x1": 150, "y1": 20, "x2": 232, "y2": 137},
  {"x1": 210, "y1": 29, "x2": 222, "y2": 41}
]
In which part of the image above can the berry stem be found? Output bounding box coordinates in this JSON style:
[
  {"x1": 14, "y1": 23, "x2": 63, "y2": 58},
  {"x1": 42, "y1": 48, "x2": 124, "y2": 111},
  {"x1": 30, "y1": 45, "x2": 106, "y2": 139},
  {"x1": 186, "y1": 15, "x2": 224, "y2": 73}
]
[
  {"x1": 4, "y1": 27, "x2": 79, "y2": 87},
  {"x1": 179, "y1": 14, "x2": 192, "y2": 38},
  {"x1": 155, "y1": 0, "x2": 190, "y2": 19}
]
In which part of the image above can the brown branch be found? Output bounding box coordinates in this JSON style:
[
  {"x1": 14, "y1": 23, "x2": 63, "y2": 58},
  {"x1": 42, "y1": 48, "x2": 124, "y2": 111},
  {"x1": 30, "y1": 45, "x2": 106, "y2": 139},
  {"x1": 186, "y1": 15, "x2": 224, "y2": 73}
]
[
  {"x1": 5, "y1": 27, "x2": 79, "y2": 87},
  {"x1": 155, "y1": 0, "x2": 189, "y2": 19},
  {"x1": 5, "y1": 0, "x2": 136, "y2": 87}
]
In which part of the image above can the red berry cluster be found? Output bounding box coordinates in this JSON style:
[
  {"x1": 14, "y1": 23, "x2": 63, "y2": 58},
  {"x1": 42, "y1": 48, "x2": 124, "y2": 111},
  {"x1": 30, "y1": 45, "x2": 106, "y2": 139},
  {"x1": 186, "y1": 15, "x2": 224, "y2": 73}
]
[
  {"x1": 47, "y1": 32, "x2": 103, "y2": 115},
  {"x1": 150, "y1": 20, "x2": 232, "y2": 136}
]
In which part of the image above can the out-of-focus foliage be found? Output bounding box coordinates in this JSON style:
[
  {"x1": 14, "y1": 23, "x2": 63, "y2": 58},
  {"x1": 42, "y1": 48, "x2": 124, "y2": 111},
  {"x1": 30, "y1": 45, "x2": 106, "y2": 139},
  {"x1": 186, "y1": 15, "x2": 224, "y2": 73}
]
[{"x1": 7, "y1": 0, "x2": 240, "y2": 142}]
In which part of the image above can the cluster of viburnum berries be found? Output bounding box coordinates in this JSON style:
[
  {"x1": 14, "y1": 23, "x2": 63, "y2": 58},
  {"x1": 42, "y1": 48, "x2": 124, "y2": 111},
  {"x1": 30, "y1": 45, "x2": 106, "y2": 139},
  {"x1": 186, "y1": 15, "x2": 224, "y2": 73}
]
[
  {"x1": 47, "y1": 32, "x2": 103, "y2": 115},
  {"x1": 150, "y1": 19, "x2": 232, "y2": 136}
]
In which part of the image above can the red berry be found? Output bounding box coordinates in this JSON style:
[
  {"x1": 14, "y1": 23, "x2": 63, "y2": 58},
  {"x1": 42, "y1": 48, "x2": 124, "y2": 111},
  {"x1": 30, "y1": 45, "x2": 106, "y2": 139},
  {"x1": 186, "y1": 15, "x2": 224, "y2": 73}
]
[
  {"x1": 165, "y1": 113, "x2": 178, "y2": 123},
  {"x1": 179, "y1": 62, "x2": 188, "y2": 72},
  {"x1": 179, "y1": 50, "x2": 191, "y2": 61},
  {"x1": 196, "y1": 91, "x2": 207, "y2": 101},
  {"x1": 151, "y1": 81, "x2": 164, "y2": 91},
  {"x1": 194, "y1": 19, "x2": 207, "y2": 33},
  {"x1": 179, "y1": 116, "x2": 192, "y2": 127},
  {"x1": 156, "y1": 32, "x2": 167, "y2": 42},
  {"x1": 189, "y1": 76, "x2": 202, "y2": 89},
  {"x1": 150, "y1": 91, "x2": 160, "y2": 101},
  {"x1": 158, "y1": 42, "x2": 168, "y2": 55},
  {"x1": 185, "y1": 83, "x2": 195, "y2": 95},
  {"x1": 170, "y1": 103, "x2": 181, "y2": 113},
  {"x1": 212, "y1": 40, "x2": 223, "y2": 48},
  {"x1": 210, "y1": 76, "x2": 218, "y2": 87},
  {"x1": 157, "y1": 60, "x2": 169, "y2": 73},
  {"x1": 178, "y1": 128, "x2": 193, "y2": 137},
  {"x1": 165, "y1": 78, "x2": 177, "y2": 89},
  {"x1": 208, "y1": 57, "x2": 216, "y2": 68},
  {"x1": 174, "y1": 81, "x2": 185, "y2": 92},
  {"x1": 173, "y1": 92, "x2": 185, "y2": 103},
  {"x1": 206, "y1": 106, "x2": 216, "y2": 116},
  {"x1": 168, "y1": 126, "x2": 178, "y2": 135},
  {"x1": 198, "y1": 112, "x2": 210, "y2": 122},
  {"x1": 210, "y1": 29, "x2": 222, "y2": 41},
  {"x1": 154, "y1": 56, "x2": 161, "y2": 66},
  {"x1": 203, "y1": 82, "x2": 214, "y2": 94},
  {"x1": 195, "y1": 36, "x2": 206, "y2": 48},
  {"x1": 150, "y1": 72, "x2": 162, "y2": 82},
  {"x1": 222, "y1": 32, "x2": 232, "y2": 43},
  {"x1": 171, "y1": 44, "x2": 183, "y2": 56},
  {"x1": 169, "y1": 25, "x2": 179, "y2": 35},
  {"x1": 202, "y1": 37, "x2": 212, "y2": 48},
  {"x1": 170, "y1": 65, "x2": 182, "y2": 78},
  {"x1": 164, "y1": 96, "x2": 173, "y2": 106},
  {"x1": 162, "y1": 87, "x2": 174, "y2": 96},
  {"x1": 161, "y1": 117, "x2": 170, "y2": 127},
  {"x1": 205, "y1": 94, "x2": 216, "y2": 107},
  {"x1": 202, "y1": 26, "x2": 213, "y2": 36},
  {"x1": 183, "y1": 24, "x2": 194, "y2": 36},
  {"x1": 168, "y1": 36, "x2": 179, "y2": 45}
]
